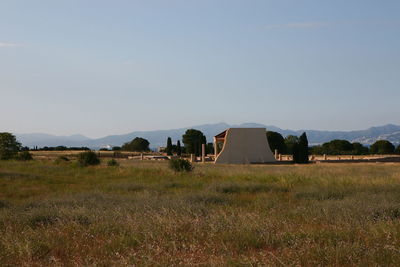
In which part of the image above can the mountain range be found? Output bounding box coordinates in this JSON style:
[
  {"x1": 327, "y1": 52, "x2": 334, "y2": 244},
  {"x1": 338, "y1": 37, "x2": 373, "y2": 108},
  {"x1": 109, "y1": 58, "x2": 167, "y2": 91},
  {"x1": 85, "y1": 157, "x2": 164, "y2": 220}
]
[{"x1": 15, "y1": 123, "x2": 400, "y2": 149}]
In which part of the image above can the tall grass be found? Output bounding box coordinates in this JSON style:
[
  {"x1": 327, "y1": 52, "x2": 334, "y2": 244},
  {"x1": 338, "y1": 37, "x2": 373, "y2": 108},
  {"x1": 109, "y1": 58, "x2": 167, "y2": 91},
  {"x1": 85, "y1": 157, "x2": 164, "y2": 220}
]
[{"x1": 1, "y1": 160, "x2": 400, "y2": 265}]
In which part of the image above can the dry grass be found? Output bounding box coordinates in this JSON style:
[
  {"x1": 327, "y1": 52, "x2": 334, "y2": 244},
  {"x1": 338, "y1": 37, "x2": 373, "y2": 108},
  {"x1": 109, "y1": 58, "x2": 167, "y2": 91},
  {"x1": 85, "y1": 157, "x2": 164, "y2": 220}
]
[{"x1": 1, "y1": 160, "x2": 400, "y2": 266}]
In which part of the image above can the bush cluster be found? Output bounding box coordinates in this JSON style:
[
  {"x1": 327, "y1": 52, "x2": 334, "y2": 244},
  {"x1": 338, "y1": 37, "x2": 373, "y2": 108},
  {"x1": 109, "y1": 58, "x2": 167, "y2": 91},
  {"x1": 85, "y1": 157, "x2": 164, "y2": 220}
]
[
  {"x1": 107, "y1": 159, "x2": 119, "y2": 167},
  {"x1": 15, "y1": 151, "x2": 33, "y2": 161},
  {"x1": 77, "y1": 151, "x2": 100, "y2": 167},
  {"x1": 169, "y1": 158, "x2": 193, "y2": 172}
]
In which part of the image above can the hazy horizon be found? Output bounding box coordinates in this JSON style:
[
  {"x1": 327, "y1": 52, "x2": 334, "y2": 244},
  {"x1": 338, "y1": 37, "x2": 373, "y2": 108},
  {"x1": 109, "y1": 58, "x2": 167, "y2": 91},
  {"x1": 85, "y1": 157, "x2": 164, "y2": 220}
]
[
  {"x1": 11, "y1": 121, "x2": 400, "y2": 140},
  {"x1": 1, "y1": 0, "x2": 399, "y2": 138}
]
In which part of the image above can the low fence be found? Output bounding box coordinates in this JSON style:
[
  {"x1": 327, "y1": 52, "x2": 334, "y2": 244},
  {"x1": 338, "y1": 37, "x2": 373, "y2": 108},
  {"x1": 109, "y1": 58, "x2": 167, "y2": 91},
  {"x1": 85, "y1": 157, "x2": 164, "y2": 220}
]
[{"x1": 30, "y1": 150, "x2": 400, "y2": 164}]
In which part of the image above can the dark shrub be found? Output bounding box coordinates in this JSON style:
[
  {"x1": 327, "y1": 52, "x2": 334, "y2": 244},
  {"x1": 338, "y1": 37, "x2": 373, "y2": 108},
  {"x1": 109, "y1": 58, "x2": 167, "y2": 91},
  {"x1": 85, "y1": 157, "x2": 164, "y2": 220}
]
[
  {"x1": 107, "y1": 159, "x2": 119, "y2": 167},
  {"x1": 169, "y1": 158, "x2": 193, "y2": 172},
  {"x1": 15, "y1": 151, "x2": 33, "y2": 161},
  {"x1": 77, "y1": 151, "x2": 100, "y2": 167}
]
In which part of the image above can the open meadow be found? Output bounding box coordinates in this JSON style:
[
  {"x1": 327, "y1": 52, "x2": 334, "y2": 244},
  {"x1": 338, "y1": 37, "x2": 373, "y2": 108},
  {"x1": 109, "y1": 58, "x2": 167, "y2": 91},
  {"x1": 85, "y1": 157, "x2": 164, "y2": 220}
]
[{"x1": 1, "y1": 159, "x2": 400, "y2": 266}]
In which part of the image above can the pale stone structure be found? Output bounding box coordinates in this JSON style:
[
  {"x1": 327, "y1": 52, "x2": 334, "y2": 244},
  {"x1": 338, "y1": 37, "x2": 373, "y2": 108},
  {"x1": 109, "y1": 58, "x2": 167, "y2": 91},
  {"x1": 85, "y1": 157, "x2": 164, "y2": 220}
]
[
  {"x1": 214, "y1": 128, "x2": 276, "y2": 164},
  {"x1": 201, "y1": 143, "x2": 206, "y2": 163}
]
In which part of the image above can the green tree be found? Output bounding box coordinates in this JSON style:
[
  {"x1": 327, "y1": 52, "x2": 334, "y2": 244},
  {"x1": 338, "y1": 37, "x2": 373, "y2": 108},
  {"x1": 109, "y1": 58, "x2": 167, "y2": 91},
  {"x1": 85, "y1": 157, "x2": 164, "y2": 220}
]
[
  {"x1": 322, "y1": 140, "x2": 353, "y2": 155},
  {"x1": 176, "y1": 140, "x2": 182, "y2": 156},
  {"x1": 166, "y1": 137, "x2": 173, "y2": 156},
  {"x1": 266, "y1": 131, "x2": 286, "y2": 154},
  {"x1": 0, "y1": 133, "x2": 21, "y2": 160},
  {"x1": 292, "y1": 142, "x2": 300, "y2": 163},
  {"x1": 291, "y1": 133, "x2": 309, "y2": 164},
  {"x1": 310, "y1": 145, "x2": 324, "y2": 155},
  {"x1": 370, "y1": 140, "x2": 395, "y2": 155},
  {"x1": 182, "y1": 129, "x2": 206, "y2": 156},
  {"x1": 352, "y1": 142, "x2": 369, "y2": 155},
  {"x1": 206, "y1": 143, "x2": 214, "y2": 155},
  {"x1": 395, "y1": 145, "x2": 400, "y2": 154},
  {"x1": 296, "y1": 132, "x2": 309, "y2": 164},
  {"x1": 285, "y1": 135, "x2": 299, "y2": 155},
  {"x1": 122, "y1": 137, "x2": 150, "y2": 152}
]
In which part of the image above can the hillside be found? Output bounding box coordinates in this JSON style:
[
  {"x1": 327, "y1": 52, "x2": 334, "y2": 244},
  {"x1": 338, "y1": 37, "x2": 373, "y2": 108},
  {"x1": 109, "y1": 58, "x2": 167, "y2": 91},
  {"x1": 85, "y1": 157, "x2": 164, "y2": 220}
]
[{"x1": 15, "y1": 123, "x2": 400, "y2": 149}]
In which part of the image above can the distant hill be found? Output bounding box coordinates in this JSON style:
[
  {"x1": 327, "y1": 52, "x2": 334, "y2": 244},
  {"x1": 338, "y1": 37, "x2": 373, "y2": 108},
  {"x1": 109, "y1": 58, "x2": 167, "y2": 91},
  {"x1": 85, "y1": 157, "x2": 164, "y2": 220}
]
[
  {"x1": 15, "y1": 123, "x2": 400, "y2": 149},
  {"x1": 15, "y1": 133, "x2": 91, "y2": 148}
]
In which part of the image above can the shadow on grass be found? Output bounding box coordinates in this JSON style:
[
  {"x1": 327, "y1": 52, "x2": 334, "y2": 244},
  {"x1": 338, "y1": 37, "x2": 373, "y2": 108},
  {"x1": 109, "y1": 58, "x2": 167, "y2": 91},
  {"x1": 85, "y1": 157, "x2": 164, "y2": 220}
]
[
  {"x1": 295, "y1": 190, "x2": 348, "y2": 201},
  {"x1": 0, "y1": 172, "x2": 41, "y2": 180},
  {"x1": 0, "y1": 200, "x2": 9, "y2": 209},
  {"x1": 107, "y1": 183, "x2": 146, "y2": 192},
  {"x1": 372, "y1": 207, "x2": 400, "y2": 221},
  {"x1": 186, "y1": 193, "x2": 231, "y2": 205},
  {"x1": 28, "y1": 214, "x2": 60, "y2": 228},
  {"x1": 216, "y1": 183, "x2": 290, "y2": 194}
]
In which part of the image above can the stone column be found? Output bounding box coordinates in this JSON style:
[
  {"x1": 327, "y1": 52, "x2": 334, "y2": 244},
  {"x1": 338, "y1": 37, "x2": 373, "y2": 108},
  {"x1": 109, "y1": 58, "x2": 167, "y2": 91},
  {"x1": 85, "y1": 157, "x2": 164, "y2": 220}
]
[
  {"x1": 202, "y1": 144, "x2": 206, "y2": 163},
  {"x1": 214, "y1": 137, "x2": 218, "y2": 159}
]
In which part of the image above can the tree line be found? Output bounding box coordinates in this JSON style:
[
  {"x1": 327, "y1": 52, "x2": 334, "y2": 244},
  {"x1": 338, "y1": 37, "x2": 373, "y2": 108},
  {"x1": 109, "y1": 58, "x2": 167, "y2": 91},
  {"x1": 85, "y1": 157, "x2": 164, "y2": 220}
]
[
  {"x1": 118, "y1": 129, "x2": 214, "y2": 157},
  {"x1": 120, "y1": 129, "x2": 310, "y2": 163},
  {"x1": 2, "y1": 130, "x2": 400, "y2": 163},
  {"x1": 267, "y1": 131, "x2": 400, "y2": 155},
  {"x1": 312, "y1": 139, "x2": 399, "y2": 155}
]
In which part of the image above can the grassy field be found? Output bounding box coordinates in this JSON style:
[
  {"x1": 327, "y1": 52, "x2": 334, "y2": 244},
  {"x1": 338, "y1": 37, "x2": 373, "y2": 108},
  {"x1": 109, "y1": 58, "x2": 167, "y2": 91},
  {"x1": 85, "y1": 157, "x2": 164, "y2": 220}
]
[{"x1": 1, "y1": 159, "x2": 400, "y2": 266}]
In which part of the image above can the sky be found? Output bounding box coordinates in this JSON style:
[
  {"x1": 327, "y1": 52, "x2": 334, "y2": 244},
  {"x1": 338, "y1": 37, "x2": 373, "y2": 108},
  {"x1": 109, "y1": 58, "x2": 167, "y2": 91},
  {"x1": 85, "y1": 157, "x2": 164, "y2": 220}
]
[{"x1": 1, "y1": 0, "x2": 399, "y2": 138}]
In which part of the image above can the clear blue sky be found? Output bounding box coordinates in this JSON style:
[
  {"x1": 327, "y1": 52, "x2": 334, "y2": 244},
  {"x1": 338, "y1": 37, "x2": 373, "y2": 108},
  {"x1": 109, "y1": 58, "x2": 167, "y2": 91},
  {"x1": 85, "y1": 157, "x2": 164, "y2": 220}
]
[{"x1": 1, "y1": 0, "x2": 399, "y2": 138}]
